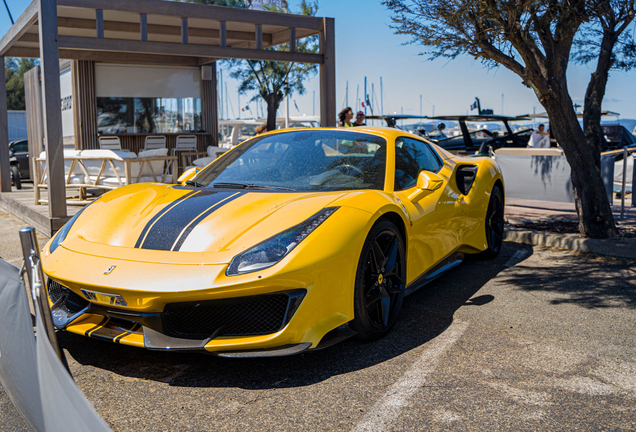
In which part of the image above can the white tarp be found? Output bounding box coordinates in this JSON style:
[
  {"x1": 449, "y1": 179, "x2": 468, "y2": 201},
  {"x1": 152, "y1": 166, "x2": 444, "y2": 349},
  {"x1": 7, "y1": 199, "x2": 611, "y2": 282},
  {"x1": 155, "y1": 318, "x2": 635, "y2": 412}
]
[{"x1": 0, "y1": 258, "x2": 112, "y2": 432}]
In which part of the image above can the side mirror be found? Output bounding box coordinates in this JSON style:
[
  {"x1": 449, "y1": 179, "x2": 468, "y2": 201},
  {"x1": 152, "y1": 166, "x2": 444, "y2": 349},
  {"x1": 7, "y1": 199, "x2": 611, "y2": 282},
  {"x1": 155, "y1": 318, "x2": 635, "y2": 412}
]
[
  {"x1": 178, "y1": 167, "x2": 201, "y2": 185},
  {"x1": 408, "y1": 171, "x2": 444, "y2": 203}
]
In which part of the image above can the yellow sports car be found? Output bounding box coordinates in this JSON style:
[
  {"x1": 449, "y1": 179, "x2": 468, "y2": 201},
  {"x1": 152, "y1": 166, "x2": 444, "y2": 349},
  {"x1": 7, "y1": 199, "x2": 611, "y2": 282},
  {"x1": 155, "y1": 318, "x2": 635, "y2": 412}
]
[{"x1": 42, "y1": 127, "x2": 504, "y2": 357}]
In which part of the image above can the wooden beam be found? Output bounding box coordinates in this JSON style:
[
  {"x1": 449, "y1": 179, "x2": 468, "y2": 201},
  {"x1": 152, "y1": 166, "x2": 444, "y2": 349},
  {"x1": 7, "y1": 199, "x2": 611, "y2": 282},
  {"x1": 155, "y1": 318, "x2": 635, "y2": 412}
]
[
  {"x1": 95, "y1": 9, "x2": 104, "y2": 38},
  {"x1": 0, "y1": 1, "x2": 38, "y2": 56},
  {"x1": 17, "y1": 33, "x2": 40, "y2": 43},
  {"x1": 0, "y1": 57, "x2": 10, "y2": 192},
  {"x1": 57, "y1": 0, "x2": 324, "y2": 30},
  {"x1": 140, "y1": 13, "x2": 147, "y2": 42},
  {"x1": 39, "y1": 0, "x2": 67, "y2": 218},
  {"x1": 181, "y1": 17, "x2": 188, "y2": 45},
  {"x1": 6, "y1": 46, "x2": 213, "y2": 65},
  {"x1": 255, "y1": 24, "x2": 262, "y2": 50},
  {"x1": 56, "y1": 17, "x2": 275, "y2": 44},
  {"x1": 290, "y1": 28, "x2": 296, "y2": 52},
  {"x1": 319, "y1": 17, "x2": 335, "y2": 128},
  {"x1": 58, "y1": 35, "x2": 324, "y2": 63},
  {"x1": 220, "y1": 21, "x2": 226, "y2": 47}
]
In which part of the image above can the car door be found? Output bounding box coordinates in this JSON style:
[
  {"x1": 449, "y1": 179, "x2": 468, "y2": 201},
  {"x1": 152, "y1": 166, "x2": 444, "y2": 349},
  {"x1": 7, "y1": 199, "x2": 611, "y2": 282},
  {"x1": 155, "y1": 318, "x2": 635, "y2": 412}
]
[
  {"x1": 10, "y1": 140, "x2": 30, "y2": 179},
  {"x1": 392, "y1": 137, "x2": 464, "y2": 284}
]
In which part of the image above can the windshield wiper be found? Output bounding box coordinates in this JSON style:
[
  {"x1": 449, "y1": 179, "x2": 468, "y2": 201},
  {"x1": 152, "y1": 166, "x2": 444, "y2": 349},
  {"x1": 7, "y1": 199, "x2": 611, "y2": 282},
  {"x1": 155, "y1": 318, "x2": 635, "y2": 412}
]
[
  {"x1": 185, "y1": 180, "x2": 206, "y2": 188},
  {"x1": 212, "y1": 182, "x2": 295, "y2": 191}
]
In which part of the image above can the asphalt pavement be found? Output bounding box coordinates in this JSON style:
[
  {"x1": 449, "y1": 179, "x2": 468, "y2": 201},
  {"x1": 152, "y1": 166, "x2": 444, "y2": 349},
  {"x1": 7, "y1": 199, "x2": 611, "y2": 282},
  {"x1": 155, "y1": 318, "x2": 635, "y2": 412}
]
[{"x1": 1, "y1": 206, "x2": 635, "y2": 431}]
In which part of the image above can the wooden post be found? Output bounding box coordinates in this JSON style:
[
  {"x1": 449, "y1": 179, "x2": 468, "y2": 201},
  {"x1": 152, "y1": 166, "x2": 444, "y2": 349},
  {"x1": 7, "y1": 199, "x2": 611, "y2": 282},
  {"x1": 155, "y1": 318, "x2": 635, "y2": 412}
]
[
  {"x1": 181, "y1": 17, "x2": 188, "y2": 44},
  {"x1": 24, "y1": 66, "x2": 43, "y2": 203},
  {"x1": 220, "y1": 21, "x2": 227, "y2": 47},
  {"x1": 201, "y1": 62, "x2": 218, "y2": 147},
  {"x1": 319, "y1": 18, "x2": 336, "y2": 127},
  {"x1": 140, "y1": 13, "x2": 148, "y2": 42},
  {"x1": 39, "y1": 0, "x2": 67, "y2": 218},
  {"x1": 255, "y1": 24, "x2": 262, "y2": 50},
  {"x1": 289, "y1": 28, "x2": 296, "y2": 53},
  {"x1": 96, "y1": 9, "x2": 104, "y2": 38},
  {"x1": 0, "y1": 57, "x2": 10, "y2": 192}
]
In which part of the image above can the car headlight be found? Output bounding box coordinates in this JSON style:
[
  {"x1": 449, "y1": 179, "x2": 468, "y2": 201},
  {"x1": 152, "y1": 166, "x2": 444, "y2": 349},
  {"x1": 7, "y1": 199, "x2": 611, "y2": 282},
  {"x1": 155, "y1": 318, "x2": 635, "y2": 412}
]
[
  {"x1": 227, "y1": 207, "x2": 339, "y2": 276},
  {"x1": 49, "y1": 201, "x2": 95, "y2": 254}
]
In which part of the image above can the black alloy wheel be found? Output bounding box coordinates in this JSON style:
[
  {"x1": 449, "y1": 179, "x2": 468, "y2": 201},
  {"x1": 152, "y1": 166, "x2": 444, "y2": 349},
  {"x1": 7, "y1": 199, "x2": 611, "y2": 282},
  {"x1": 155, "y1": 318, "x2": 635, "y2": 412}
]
[
  {"x1": 479, "y1": 185, "x2": 504, "y2": 259},
  {"x1": 351, "y1": 219, "x2": 406, "y2": 340}
]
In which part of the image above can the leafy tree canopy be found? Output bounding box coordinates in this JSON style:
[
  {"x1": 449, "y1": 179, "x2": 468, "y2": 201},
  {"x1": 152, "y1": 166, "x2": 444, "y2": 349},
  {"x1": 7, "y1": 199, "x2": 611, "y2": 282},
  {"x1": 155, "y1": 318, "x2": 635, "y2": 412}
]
[
  {"x1": 382, "y1": 0, "x2": 635, "y2": 239},
  {"x1": 5, "y1": 58, "x2": 38, "y2": 111},
  {"x1": 180, "y1": 0, "x2": 318, "y2": 130}
]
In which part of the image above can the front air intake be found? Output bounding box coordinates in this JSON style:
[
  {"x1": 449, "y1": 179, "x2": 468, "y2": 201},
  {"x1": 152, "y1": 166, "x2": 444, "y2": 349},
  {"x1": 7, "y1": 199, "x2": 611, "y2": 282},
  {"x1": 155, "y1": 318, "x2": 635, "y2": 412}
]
[{"x1": 162, "y1": 290, "x2": 305, "y2": 340}]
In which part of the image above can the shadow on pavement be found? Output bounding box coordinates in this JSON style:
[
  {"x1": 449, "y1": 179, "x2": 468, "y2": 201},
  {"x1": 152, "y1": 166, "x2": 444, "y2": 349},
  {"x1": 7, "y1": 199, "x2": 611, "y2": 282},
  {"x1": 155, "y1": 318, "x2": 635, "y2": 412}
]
[
  {"x1": 499, "y1": 252, "x2": 636, "y2": 309},
  {"x1": 59, "y1": 242, "x2": 532, "y2": 390}
]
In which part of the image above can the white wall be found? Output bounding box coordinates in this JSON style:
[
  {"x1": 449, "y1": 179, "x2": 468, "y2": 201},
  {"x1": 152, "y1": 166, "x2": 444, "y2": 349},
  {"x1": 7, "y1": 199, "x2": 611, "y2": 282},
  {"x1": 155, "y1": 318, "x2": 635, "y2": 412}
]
[
  {"x1": 94, "y1": 65, "x2": 202, "y2": 98},
  {"x1": 7, "y1": 111, "x2": 27, "y2": 140},
  {"x1": 60, "y1": 67, "x2": 74, "y2": 138}
]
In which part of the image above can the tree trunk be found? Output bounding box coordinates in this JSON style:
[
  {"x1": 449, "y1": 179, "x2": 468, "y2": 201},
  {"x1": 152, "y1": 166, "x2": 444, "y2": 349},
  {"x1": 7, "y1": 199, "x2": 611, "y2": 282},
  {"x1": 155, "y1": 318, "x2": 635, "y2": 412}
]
[
  {"x1": 540, "y1": 86, "x2": 617, "y2": 238},
  {"x1": 264, "y1": 91, "x2": 283, "y2": 132},
  {"x1": 583, "y1": 31, "x2": 616, "y2": 169}
]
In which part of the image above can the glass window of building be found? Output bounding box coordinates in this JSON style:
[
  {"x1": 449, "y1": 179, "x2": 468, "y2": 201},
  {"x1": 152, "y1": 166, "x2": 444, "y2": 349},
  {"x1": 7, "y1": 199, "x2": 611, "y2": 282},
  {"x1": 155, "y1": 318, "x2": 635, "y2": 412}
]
[{"x1": 97, "y1": 97, "x2": 203, "y2": 134}]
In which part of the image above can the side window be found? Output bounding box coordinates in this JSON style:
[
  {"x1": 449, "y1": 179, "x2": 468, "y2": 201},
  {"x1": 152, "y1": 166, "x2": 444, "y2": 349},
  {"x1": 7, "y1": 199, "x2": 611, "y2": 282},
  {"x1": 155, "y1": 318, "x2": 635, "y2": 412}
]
[
  {"x1": 394, "y1": 137, "x2": 442, "y2": 190},
  {"x1": 13, "y1": 141, "x2": 28, "y2": 153}
]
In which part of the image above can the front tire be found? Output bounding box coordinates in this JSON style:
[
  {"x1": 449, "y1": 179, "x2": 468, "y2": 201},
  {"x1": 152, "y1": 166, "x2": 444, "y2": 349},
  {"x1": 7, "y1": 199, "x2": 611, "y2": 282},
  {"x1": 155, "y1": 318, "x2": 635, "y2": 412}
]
[
  {"x1": 477, "y1": 185, "x2": 504, "y2": 259},
  {"x1": 10, "y1": 165, "x2": 21, "y2": 189},
  {"x1": 351, "y1": 219, "x2": 406, "y2": 340}
]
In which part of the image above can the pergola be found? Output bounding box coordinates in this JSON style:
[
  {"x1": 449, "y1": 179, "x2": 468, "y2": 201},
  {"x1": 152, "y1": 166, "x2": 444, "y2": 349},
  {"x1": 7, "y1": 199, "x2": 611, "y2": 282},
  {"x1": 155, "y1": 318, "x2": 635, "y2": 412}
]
[{"x1": 0, "y1": 0, "x2": 335, "y2": 225}]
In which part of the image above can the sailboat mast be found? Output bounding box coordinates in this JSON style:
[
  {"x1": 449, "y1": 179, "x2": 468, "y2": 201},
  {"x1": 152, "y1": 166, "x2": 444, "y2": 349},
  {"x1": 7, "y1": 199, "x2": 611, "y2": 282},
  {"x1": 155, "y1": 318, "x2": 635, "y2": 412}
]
[{"x1": 380, "y1": 77, "x2": 384, "y2": 115}]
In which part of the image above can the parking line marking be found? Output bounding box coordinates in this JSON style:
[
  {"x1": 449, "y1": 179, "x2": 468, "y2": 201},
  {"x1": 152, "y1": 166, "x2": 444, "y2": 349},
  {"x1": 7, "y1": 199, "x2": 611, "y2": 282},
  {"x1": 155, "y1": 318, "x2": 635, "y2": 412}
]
[
  {"x1": 504, "y1": 249, "x2": 530, "y2": 267},
  {"x1": 352, "y1": 320, "x2": 469, "y2": 432}
]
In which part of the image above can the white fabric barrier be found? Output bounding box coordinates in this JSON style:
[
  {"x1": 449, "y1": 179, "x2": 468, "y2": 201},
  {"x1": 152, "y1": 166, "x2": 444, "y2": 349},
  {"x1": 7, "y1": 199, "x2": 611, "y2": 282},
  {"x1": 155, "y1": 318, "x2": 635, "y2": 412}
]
[
  {"x1": 613, "y1": 155, "x2": 633, "y2": 193},
  {"x1": 0, "y1": 259, "x2": 111, "y2": 432}
]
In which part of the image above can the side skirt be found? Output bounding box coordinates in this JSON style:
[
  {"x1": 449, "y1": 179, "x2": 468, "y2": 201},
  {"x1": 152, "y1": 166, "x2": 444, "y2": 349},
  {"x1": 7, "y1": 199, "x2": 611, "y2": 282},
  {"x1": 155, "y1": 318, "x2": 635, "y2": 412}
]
[{"x1": 404, "y1": 251, "x2": 465, "y2": 296}]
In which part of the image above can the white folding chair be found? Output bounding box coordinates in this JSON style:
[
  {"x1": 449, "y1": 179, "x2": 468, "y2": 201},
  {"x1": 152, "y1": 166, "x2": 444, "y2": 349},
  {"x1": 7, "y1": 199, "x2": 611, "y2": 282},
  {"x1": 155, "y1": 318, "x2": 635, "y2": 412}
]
[
  {"x1": 173, "y1": 135, "x2": 198, "y2": 155},
  {"x1": 173, "y1": 135, "x2": 200, "y2": 173},
  {"x1": 98, "y1": 136, "x2": 122, "y2": 151},
  {"x1": 143, "y1": 135, "x2": 167, "y2": 151}
]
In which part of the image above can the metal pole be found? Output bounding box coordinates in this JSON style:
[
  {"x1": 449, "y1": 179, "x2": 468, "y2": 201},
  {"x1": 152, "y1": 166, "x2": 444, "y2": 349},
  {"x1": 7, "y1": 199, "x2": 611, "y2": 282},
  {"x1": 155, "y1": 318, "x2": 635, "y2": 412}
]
[
  {"x1": 620, "y1": 146, "x2": 627, "y2": 219},
  {"x1": 19, "y1": 227, "x2": 62, "y2": 360},
  {"x1": 364, "y1": 77, "x2": 367, "y2": 116},
  {"x1": 2, "y1": 0, "x2": 14, "y2": 25},
  {"x1": 380, "y1": 77, "x2": 383, "y2": 115},
  {"x1": 632, "y1": 150, "x2": 635, "y2": 208},
  {"x1": 285, "y1": 78, "x2": 289, "y2": 128}
]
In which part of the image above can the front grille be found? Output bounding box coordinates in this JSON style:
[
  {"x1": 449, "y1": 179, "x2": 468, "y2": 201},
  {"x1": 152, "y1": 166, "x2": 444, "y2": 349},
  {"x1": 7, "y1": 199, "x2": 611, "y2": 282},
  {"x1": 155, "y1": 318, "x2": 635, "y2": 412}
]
[
  {"x1": 48, "y1": 280, "x2": 90, "y2": 315},
  {"x1": 163, "y1": 292, "x2": 296, "y2": 340}
]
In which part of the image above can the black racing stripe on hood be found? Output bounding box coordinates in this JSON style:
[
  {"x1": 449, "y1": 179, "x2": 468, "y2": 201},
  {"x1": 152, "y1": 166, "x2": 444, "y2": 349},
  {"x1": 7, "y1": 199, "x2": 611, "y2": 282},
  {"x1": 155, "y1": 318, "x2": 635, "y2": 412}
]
[
  {"x1": 137, "y1": 190, "x2": 244, "y2": 251},
  {"x1": 134, "y1": 190, "x2": 199, "y2": 249}
]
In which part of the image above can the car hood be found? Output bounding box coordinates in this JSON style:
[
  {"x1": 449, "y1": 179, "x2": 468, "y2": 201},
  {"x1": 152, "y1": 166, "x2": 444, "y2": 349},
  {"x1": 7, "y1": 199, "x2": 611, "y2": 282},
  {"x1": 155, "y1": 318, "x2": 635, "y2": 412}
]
[{"x1": 61, "y1": 184, "x2": 348, "y2": 264}]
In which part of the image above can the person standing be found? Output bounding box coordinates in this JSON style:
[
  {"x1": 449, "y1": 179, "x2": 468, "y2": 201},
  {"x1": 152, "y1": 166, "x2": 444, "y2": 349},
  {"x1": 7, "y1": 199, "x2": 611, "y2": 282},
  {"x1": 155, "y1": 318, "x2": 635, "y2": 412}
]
[
  {"x1": 528, "y1": 124, "x2": 551, "y2": 148},
  {"x1": 353, "y1": 111, "x2": 366, "y2": 126},
  {"x1": 338, "y1": 107, "x2": 354, "y2": 127}
]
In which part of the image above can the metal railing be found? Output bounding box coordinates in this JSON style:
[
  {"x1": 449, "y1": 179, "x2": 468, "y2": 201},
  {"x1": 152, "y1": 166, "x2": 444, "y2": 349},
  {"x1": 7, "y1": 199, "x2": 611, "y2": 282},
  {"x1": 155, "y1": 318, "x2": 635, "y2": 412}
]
[
  {"x1": 603, "y1": 146, "x2": 636, "y2": 219},
  {"x1": 18, "y1": 227, "x2": 62, "y2": 359}
]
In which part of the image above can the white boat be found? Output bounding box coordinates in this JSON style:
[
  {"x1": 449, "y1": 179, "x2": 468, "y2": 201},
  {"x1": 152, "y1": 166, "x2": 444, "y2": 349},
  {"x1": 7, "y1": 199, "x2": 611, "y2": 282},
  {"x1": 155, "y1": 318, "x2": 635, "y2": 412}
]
[{"x1": 219, "y1": 116, "x2": 321, "y2": 147}]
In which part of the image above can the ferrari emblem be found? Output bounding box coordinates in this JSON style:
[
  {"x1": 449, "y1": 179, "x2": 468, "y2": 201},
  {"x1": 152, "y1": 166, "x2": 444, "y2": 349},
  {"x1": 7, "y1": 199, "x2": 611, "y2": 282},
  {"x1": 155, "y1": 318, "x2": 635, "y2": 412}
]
[
  {"x1": 104, "y1": 265, "x2": 116, "y2": 275},
  {"x1": 378, "y1": 274, "x2": 384, "y2": 285}
]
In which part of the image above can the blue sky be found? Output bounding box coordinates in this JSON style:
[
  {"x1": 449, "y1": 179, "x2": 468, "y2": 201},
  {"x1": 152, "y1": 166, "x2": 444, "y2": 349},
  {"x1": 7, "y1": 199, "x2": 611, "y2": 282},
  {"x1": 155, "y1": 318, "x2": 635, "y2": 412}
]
[{"x1": 1, "y1": 0, "x2": 635, "y2": 121}]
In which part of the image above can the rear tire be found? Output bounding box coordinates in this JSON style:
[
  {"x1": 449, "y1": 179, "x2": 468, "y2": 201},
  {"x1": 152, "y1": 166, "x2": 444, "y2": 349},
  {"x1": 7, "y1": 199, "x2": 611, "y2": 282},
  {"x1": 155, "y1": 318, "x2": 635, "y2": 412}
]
[
  {"x1": 10, "y1": 165, "x2": 21, "y2": 189},
  {"x1": 476, "y1": 185, "x2": 504, "y2": 259},
  {"x1": 350, "y1": 219, "x2": 406, "y2": 340}
]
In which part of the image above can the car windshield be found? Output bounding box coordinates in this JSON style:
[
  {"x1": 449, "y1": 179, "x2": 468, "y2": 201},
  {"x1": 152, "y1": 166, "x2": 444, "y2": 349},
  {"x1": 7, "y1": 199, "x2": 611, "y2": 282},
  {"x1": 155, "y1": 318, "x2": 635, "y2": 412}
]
[{"x1": 194, "y1": 130, "x2": 387, "y2": 191}]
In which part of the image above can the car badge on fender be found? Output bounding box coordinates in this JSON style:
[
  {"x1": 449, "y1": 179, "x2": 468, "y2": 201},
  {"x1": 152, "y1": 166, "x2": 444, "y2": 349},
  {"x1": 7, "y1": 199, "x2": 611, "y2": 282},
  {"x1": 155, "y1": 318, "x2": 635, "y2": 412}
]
[{"x1": 104, "y1": 265, "x2": 116, "y2": 275}]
